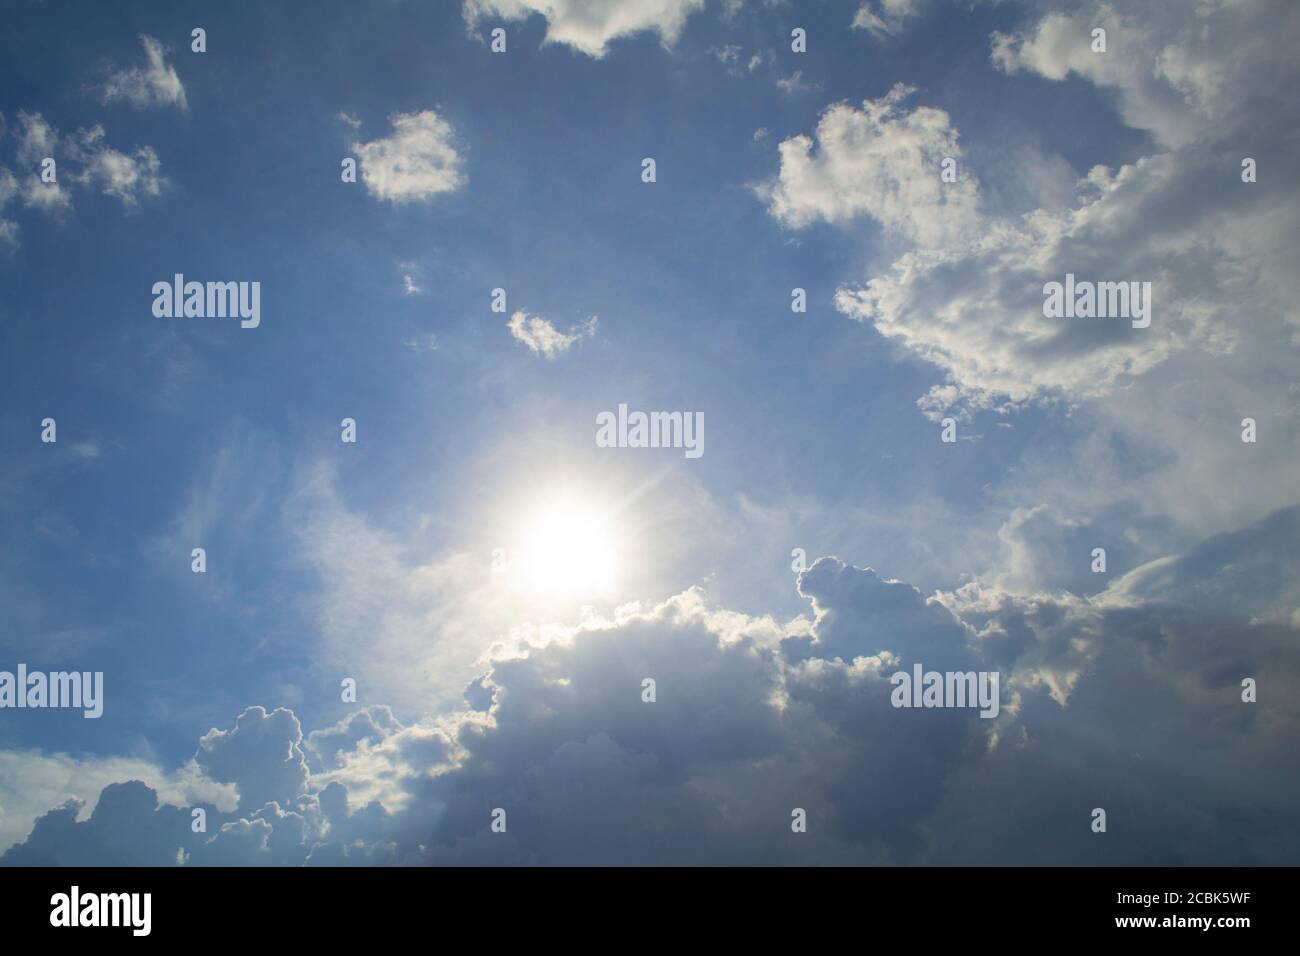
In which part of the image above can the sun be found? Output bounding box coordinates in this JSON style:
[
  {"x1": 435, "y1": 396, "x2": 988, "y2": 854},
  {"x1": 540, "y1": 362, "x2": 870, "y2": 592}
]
[{"x1": 512, "y1": 498, "x2": 621, "y2": 603}]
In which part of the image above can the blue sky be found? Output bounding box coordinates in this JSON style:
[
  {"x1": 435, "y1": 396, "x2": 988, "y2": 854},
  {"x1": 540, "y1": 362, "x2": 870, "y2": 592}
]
[{"x1": 1, "y1": 0, "x2": 1298, "y2": 865}]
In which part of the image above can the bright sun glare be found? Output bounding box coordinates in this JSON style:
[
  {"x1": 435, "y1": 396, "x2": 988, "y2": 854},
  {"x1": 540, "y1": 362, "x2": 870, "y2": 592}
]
[{"x1": 513, "y1": 499, "x2": 621, "y2": 602}]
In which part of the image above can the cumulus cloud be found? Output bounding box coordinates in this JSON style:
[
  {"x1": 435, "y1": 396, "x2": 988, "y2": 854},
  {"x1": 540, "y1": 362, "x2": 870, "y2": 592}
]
[
  {"x1": 986, "y1": 1, "x2": 1282, "y2": 150},
  {"x1": 65, "y1": 126, "x2": 165, "y2": 206},
  {"x1": 0, "y1": 750, "x2": 232, "y2": 858},
  {"x1": 100, "y1": 35, "x2": 187, "y2": 110},
  {"x1": 5, "y1": 503, "x2": 1298, "y2": 865},
  {"x1": 824, "y1": 0, "x2": 1300, "y2": 582},
  {"x1": 0, "y1": 112, "x2": 167, "y2": 230},
  {"x1": 3, "y1": 0, "x2": 1296, "y2": 872},
  {"x1": 11, "y1": 112, "x2": 69, "y2": 212},
  {"x1": 352, "y1": 111, "x2": 466, "y2": 204},
  {"x1": 14, "y1": 110, "x2": 56, "y2": 167},
  {"x1": 463, "y1": 0, "x2": 706, "y2": 58},
  {"x1": 507, "y1": 310, "x2": 597, "y2": 358},
  {"x1": 195, "y1": 706, "x2": 311, "y2": 813},
  {"x1": 759, "y1": 84, "x2": 981, "y2": 248},
  {"x1": 765, "y1": 0, "x2": 1300, "y2": 438}
]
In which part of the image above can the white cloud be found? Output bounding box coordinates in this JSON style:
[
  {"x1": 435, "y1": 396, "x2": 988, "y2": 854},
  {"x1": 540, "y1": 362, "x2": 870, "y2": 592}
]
[
  {"x1": 463, "y1": 0, "x2": 706, "y2": 58},
  {"x1": 775, "y1": 70, "x2": 821, "y2": 95},
  {"x1": 195, "y1": 706, "x2": 311, "y2": 813},
  {"x1": 764, "y1": 2, "x2": 1299, "y2": 433},
  {"x1": 100, "y1": 35, "x2": 187, "y2": 111},
  {"x1": 759, "y1": 84, "x2": 981, "y2": 248},
  {"x1": 10, "y1": 113, "x2": 71, "y2": 212},
  {"x1": 0, "y1": 749, "x2": 231, "y2": 857},
  {"x1": 14, "y1": 110, "x2": 56, "y2": 166},
  {"x1": 352, "y1": 111, "x2": 466, "y2": 204},
  {"x1": 0, "y1": 112, "x2": 167, "y2": 228},
  {"x1": 852, "y1": 0, "x2": 920, "y2": 39},
  {"x1": 507, "y1": 310, "x2": 597, "y2": 358},
  {"x1": 67, "y1": 126, "x2": 165, "y2": 206},
  {"x1": 7, "y1": 508, "x2": 1299, "y2": 864},
  {"x1": 988, "y1": 1, "x2": 1296, "y2": 149},
  {"x1": 755, "y1": 0, "x2": 1300, "y2": 589}
]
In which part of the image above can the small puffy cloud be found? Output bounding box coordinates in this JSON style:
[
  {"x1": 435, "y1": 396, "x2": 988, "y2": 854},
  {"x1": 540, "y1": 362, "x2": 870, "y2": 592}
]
[
  {"x1": 852, "y1": 0, "x2": 920, "y2": 39},
  {"x1": 14, "y1": 111, "x2": 56, "y2": 166},
  {"x1": 463, "y1": 0, "x2": 706, "y2": 58},
  {"x1": 21, "y1": 180, "x2": 69, "y2": 212},
  {"x1": 352, "y1": 111, "x2": 466, "y2": 204},
  {"x1": 100, "y1": 35, "x2": 187, "y2": 110},
  {"x1": 67, "y1": 126, "x2": 165, "y2": 206},
  {"x1": 0, "y1": 113, "x2": 167, "y2": 228},
  {"x1": 507, "y1": 310, "x2": 597, "y2": 358},
  {"x1": 8, "y1": 114, "x2": 63, "y2": 211},
  {"x1": 11, "y1": 113, "x2": 70, "y2": 213},
  {"x1": 760, "y1": 84, "x2": 980, "y2": 248}
]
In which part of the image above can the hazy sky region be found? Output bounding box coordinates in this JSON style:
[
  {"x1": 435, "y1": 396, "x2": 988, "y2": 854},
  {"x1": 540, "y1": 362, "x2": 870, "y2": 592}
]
[{"x1": 1, "y1": 0, "x2": 1298, "y2": 865}]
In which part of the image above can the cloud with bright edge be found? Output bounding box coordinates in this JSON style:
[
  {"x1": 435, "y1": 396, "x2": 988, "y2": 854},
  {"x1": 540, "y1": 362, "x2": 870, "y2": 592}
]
[{"x1": 3, "y1": 504, "x2": 1298, "y2": 864}]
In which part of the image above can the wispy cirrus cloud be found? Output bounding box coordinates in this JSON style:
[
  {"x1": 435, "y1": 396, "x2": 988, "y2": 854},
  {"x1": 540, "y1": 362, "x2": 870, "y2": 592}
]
[{"x1": 99, "y1": 35, "x2": 187, "y2": 111}]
